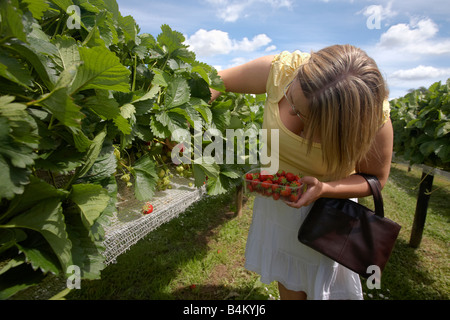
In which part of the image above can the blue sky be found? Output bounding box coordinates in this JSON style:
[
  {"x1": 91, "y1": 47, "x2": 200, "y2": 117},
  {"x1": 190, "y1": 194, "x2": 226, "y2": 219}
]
[{"x1": 115, "y1": 0, "x2": 450, "y2": 99}]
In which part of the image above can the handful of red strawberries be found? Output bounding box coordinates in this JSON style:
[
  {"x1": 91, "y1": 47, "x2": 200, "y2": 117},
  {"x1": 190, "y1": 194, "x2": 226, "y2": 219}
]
[{"x1": 244, "y1": 169, "x2": 304, "y2": 202}]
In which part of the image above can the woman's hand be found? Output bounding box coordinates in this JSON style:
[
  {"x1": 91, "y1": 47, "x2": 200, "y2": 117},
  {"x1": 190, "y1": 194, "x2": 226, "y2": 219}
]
[{"x1": 284, "y1": 176, "x2": 324, "y2": 208}]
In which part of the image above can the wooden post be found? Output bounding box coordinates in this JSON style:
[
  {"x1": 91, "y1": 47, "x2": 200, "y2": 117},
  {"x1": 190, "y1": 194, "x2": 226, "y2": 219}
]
[
  {"x1": 235, "y1": 184, "x2": 243, "y2": 217},
  {"x1": 409, "y1": 168, "x2": 434, "y2": 248}
]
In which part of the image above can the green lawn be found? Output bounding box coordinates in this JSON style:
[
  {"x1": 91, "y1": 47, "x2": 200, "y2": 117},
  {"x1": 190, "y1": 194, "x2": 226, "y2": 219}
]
[{"x1": 13, "y1": 162, "x2": 450, "y2": 300}]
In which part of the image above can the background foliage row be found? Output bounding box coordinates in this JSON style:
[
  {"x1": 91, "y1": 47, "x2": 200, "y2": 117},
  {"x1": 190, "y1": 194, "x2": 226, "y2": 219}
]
[{"x1": 390, "y1": 79, "x2": 449, "y2": 171}]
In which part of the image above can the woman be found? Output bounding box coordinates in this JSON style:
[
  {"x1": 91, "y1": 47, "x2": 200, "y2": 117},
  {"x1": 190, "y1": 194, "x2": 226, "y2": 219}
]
[{"x1": 210, "y1": 45, "x2": 393, "y2": 300}]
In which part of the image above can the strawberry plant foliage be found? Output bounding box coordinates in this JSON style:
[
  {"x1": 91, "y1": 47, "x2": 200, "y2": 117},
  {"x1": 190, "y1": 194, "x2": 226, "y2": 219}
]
[
  {"x1": 390, "y1": 79, "x2": 450, "y2": 171},
  {"x1": 0, "y1": 0, "x2": 263, "y2": 298}
]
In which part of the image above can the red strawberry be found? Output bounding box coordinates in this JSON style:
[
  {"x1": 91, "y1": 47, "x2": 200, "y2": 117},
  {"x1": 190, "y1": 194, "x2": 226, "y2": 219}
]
[
  {"x1": 245, "y1": 173, "x2": 253, "y2": 180},
  {"x1": 276, "y1": 169, "x2": 285, "y2": 177},
  {"x1": 289, "y1": 194, "x2": 298, "y2": 202},
  {"x1": 290, "y1": 181, "x2": 302, "y2": 189},
  {"x1": 261, "y1": 180, "x2": 272, "y2": 189},
  {"x1": 286, "y1": 172, "x2": 295, "y2": 182},
  {"x1": 271, "y1": 183, "x2": 279, "y2": 192},
  {"x1": 247, "y1": 184, "x2": 253, "y2": 192},
  {"x1": 252, "y1": 179, "x2": 260, "y2": 188},
  {"x1": 272, "y1": 193, "x2": 280, "y2": 200},
  {"x1": 259, "y1": 171, "x2": 269, "y2": 181},
  {"x1": 280, "y1": 186, "x2": 292, "y2": 197},
  {"x1": 142, "y1": 202, "x2": 153, "y2": 215},
  {"x1": 278, "y1": 176, "x2": 288, "y2": 185}
]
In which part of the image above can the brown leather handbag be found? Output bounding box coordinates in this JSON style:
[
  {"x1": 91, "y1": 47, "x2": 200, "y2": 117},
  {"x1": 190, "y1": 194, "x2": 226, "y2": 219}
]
[{"x1": 298, "y1": 174, "x2": 401, "y2": 278}]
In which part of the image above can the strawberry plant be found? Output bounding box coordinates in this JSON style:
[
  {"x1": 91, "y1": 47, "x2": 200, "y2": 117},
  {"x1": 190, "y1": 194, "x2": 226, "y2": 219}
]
[
  {"x1": 390, "y1": 79, "x2": 449, "y2": 171},
  {"x1": 390, "y1": 79, "x2": 449, "y2": 248},
  {"x1": 0, "y1": 0, "x2": 264, "y2": 299}
]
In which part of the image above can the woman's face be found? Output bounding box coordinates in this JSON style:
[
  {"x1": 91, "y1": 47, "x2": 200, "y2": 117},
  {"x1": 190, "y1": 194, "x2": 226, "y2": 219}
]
[{"x1": 285, "y1": 78, "x2": 310, "y2": 121}]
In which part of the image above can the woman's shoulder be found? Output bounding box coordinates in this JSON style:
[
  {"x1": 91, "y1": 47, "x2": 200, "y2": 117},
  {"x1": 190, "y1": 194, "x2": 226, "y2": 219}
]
[
  {"x1": 266, "y1": 50, "x2": 311, "y2": 98},
  {"x1": 273, "y1": 50, "x2": 310, "y2": 66}
]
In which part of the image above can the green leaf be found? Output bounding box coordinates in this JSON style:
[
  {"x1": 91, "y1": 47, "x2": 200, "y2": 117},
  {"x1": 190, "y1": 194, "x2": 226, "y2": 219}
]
[
  {"x1": 48, "y1": 0, "x2": 74, "y2": 11},
  {"x1": 0, "y1": 96, "x2": 39, "y2": 146},
  {"x1": 1, "y1": 175, "x2": 69, "y2": 222},
  {"x1": 219, "y1": 166, "x2": 242, "y2": 179},
  {"x1": 156, "y1": 110, "x2": 186, "y2": 132},
  {"x1": 132, "y1": 154, "x2": 158, "y2": 201},
  {"x1": 70, "y1": 46, "x2": 131, "y2": 93},
  {"x1": 6, "y1": 40, "x2": 57, "y2": 90},
  {"x1": 210, "y1": 105, "x2": 231, "y2": 132},
  {"x1": 192, "y1": 163, "x2": 206, "y2": 187},
  {"x1": 0, "y1": 118, "x2": 36, "y2": 169},
  {"x1": 0, "y1": 260, "x2": 46, "y2": 300},
  {"x1": 103, "y1": 0, "x2": 120, "y2": 20},
  {"x1": 5, "y1": 198, "x2": 73, "y2": 271},
  {"x1": 77, "y1": 126, "x2": 107, "y2": 178},
  {"x1": 39, "y1": 87, "x2": 85, "y2": 128},
  {"x1": 0, "y1": 50, "x2": 33, "y2": 88},
  {"x1": 193, "y1": 157, "x2": 220, "y2": 179},
  {"x1": 157, "y1": 24, "x2": 186, "y2": 54},
  {"x1": 118, "y1": 15, "x2": 138, "y2": 43},
  {"x1": 78, "y1": 141, "x2": 117, "y2": 183},
  {"x1": 206, "y1": 174, "x2": 229, "y2": 195},
  {"x1": 22, "y1": 0, "x2": 50, "y2": 20},
  {"x1": 69, "y1": 127, "x2": 92, "y2": 153},
  {"x1": 70, "y1": 184, "x2": 110, "y2": 229},
  {"x1": 84, "y1": 91, "x2": 121, "y2": 119},
  {"x1": 0, "y1": 253, "x2": 25, "y2": 275},
  {"x1": 435, "y1": 122, "x2": 450, "y2": 138},
  {"x1": 170, "y1": 105, "x2": 202, "y2": 127},
  {"x1": 0, "y1": 154, "x2": 30, "y2": 200},
  {"x1": 193, "y1": 103, "x2": 213, "y2": 124},
  {"x1": 52, "y1": 35, "x2": 81, "y2": 71},
  {"x1": 132, "y1": 85, "x2": 160, "y2": 103},
  {"x1": 192, "y1": 65, "x2": 211, "y2": 85},
  {"x1": 16, "y1": 242, "x2": 60, "y2": 275},
  {"x1": 152, "y1": 68, "x2": 170, "y2": 87},
  {"x1": 113, "y1": 115, "x2": 132, "y2": 135},
  {"x1": 165, "y1": 76, "x2": 190, "y2": 109},
  {"x1": 0, "y1": 229, "x2": 26, "y2": 255},
  {"x1": 150, "y1": 114, "x2": 170, "y2": 139},
  {"x1": 0, "y1": 0, "x2": 27, "y2": 42}
]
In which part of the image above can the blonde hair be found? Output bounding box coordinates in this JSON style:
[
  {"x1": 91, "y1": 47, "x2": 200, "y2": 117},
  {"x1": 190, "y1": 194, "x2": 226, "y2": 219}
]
[{"x1": 296, "y1": 44, "x2": 388, "y2": 180}]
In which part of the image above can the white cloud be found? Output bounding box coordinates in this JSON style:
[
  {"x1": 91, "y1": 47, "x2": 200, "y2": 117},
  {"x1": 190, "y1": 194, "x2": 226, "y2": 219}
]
[
  {"x1": 265, "y1": 45, "x2": 277, "y2": 52},
  {"x1": 185, "y1": 30, "x2": 233, "y2": 56},
  {"x1": 237, "y1": 34, "x2": 272, "y2": 51},
  {"x1": 377, "y1": 18, "x2": 450, "y2": 55},
  {"x1": 185, "y1": 29, "x2": 272, "y2": 57},
  {"x1": 390, "y1": 65, "x2": 450, "y2": 81},
  {"x1": 205, "y1": 0, "x2": 293, "y2": 22},
  {"x1": 218, "y1": 3, "x2": 247, "y2": 22}
]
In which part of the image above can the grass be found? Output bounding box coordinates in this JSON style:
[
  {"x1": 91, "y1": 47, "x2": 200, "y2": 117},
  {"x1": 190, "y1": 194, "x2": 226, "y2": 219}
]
[
  {"x1": 65, "y1": 189, "x2": 279, "y2": 300},
  {"x1": 359, "y1": 162, "x2": 449, "y2": 300},
  {"x1": 13, "y1": 163, "x2": 450, "y2": 300}
]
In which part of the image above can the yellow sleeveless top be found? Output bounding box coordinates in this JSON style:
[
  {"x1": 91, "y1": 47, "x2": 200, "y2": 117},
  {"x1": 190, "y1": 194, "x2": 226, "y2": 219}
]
[{"x1": 262, "y1": 51, "x2": 390, "y2": 181}]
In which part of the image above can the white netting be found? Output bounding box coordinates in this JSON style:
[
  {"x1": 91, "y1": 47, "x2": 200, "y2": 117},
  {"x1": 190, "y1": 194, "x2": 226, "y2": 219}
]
[{"x1": 102, "y1": 173, "x2": 207, "y2": 265}]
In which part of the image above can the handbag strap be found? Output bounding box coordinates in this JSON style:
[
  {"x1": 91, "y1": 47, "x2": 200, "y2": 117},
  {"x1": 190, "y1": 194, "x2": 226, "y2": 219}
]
[{"x1": 355, "y1": 173, "x2": 385, "y2": 218}]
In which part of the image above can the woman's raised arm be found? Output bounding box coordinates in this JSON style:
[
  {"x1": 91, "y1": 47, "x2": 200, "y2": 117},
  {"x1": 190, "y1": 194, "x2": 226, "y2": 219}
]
[{"x1": 210, "y1": 55, "x2": 275, "y2": 102}]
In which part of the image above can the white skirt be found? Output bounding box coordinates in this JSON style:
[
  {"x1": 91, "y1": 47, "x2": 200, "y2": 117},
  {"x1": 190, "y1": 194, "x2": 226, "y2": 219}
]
[{"x1": 244, "y1": 196, "x2": 364, "y2": 300}]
